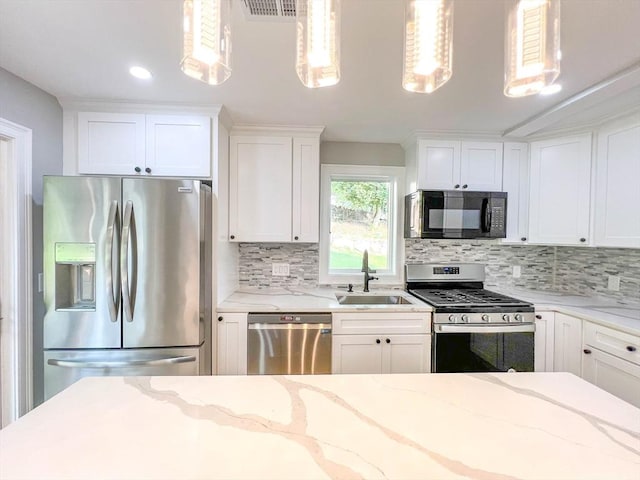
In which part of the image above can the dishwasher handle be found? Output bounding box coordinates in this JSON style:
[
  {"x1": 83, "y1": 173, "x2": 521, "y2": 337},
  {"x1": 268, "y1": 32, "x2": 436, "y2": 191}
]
[{"x1": 248, "y1": 324, "x2": 331, "y2": 331}]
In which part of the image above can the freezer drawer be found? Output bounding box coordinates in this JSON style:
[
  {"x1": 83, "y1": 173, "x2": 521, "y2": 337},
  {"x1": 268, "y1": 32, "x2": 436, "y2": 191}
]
[{"x1": 44, "y1": 346, "x2": 206, "y2": 401}]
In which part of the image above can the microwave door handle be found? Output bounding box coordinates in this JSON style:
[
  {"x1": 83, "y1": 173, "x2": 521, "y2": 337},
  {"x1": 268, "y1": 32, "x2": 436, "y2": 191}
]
[{"x1": 481, "y1": 199, "x2": 491, "y2": 233}]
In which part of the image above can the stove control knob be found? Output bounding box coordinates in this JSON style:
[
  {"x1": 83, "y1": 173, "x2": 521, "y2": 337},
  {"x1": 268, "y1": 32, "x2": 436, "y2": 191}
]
[
  {"x1": 448, "y1": 315, "x2": 457, "y2": 323},
  {"x1": 481, "y1": 314, "x2": 490, "y2": 322},
  {"x1": 502, "y1": 314, "x2": 511, "y2": 322},
  {"x1": 514, "y1": 314, "x2": 523, "y2": 322},
  {"x1": 461, "y1": 314, "x2": 469, "y2": 323}
]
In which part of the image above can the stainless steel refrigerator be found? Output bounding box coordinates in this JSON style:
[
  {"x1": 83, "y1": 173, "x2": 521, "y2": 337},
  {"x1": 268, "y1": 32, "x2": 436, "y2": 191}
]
[{"x1": 43, "y1": 176, "x2": 212, "y2": 400}]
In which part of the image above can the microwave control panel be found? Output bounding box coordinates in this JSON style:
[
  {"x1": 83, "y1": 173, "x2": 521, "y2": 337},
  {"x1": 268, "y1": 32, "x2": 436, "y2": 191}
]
[{"x1": 490, "y1": 206, "x2": 505, "y2": 231}]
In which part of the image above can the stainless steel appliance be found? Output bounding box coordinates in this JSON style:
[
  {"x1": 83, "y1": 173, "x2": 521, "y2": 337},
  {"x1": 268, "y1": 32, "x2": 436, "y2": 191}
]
[
  {"x1": 404, "y1": 190, "x2": 507, "y2": 239},
  {"x1": 43, "y1": 176, "x2": 212, "y2": 399},
  {"x1": 406, "y1": 264, "x2": 534, "y2": 373},
  {"x1": 247, "y1": 313, "x2": 332, "y2": 375}
]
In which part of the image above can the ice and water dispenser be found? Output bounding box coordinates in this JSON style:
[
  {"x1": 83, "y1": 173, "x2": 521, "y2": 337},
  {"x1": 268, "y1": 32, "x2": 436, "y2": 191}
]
[{"x1": 54, "y1": 243, "x2": 96, "y2": 311}]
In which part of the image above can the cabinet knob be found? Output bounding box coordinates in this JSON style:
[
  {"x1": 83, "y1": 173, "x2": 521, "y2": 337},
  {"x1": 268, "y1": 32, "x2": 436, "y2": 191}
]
[
  {"x1": 583, "y1": 349, "x2": 592, "y2": 355},
  {"x1": 627, "y1": 346, "x2": 637, "y2": 352},
  {"x1": 376, "y1": 339, "x2": 381, "y2": 344},
  {"x1": 580, "y1": 238, "x2": 586, "y2": 243},
  {"x1": 454, "y1": 184, "x2": 460, "y2": 189},
  {"x1": 521, "y1": 237, "x2": 527, "y2": 242},
  {"x1": 145, "y1": 167, "x2": 152, "y2": 174},
  {"x1": 217, "y1": 316, "x2": 223, "y2": 322},
  {"x1": 134, "y1": 166, "x2": 141, "y2": 173},
  {"x1": 386, "y1": 338, "x2": 391, "y2": 344},
  {"x1": 294, "y1": 236, "x2": 299, "y2": 241},
  {"x1": 230, "y1": 235, "x2": 235, "y2": 240},
  {"x1": 462, "y1": 184, "x2": 468, "y2": 189},
  {"x1": 535, "y1": 314, "x2": 542, "y2": 319}
]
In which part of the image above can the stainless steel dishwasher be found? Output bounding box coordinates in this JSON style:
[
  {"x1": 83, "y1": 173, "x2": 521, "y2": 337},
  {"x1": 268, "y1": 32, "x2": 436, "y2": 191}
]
[{"x1": 247, "y1": 313, "x2": 332, "y2": 375}]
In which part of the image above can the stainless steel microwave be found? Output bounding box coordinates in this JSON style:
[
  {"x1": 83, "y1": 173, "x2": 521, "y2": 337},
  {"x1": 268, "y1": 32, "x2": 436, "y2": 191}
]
[{"x1": 404, "y1": 190, "x2": 507, "y2": 239}]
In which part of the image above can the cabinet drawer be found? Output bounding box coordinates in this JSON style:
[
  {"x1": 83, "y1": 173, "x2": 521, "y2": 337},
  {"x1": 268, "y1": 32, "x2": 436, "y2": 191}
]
[
  {"x1": 584, "y1": 322, "x2": 640, "y2": 366},
  {"x1": 332, "y1": 312, "x2": 430, "y2": 335}
]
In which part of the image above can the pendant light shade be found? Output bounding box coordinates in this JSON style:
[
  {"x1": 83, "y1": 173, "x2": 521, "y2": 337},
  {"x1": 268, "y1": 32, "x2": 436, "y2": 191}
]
[
  {"x1": 181, "y1": 0, "x2": 232, "y2": 85},
  {"x1": 403, "y1": 0, "x2": 454, "y2": 94},
  {"x1": 295, "y1": 0, "x2": 341, "y2": 88},
  {"x1": 504, "y1": 0, "x2": 560, "y2": 97}
]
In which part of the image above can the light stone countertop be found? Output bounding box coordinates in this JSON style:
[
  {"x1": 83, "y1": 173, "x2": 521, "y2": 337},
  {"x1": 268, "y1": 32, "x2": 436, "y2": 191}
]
[
  {"x1": 217, "y1": 286, "x2": 432, "y2": 313},
  {"x1": 1, "y1": 373, "x2": 639, "y2": 480}
]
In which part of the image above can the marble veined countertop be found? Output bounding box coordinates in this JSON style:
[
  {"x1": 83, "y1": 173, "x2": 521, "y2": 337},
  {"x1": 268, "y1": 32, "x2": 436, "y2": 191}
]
[
  {"x1": 1, "y1": 373, "x2": 639, "y2": 480},
  {"x1": 217, "y1": 286, "x2": 432, "y2": 313}
]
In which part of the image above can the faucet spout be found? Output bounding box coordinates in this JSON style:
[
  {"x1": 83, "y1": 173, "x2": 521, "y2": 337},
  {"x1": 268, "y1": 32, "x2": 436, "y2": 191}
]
[{"x1": 361, "y1": 249, "x2": 378, "y2": 292}]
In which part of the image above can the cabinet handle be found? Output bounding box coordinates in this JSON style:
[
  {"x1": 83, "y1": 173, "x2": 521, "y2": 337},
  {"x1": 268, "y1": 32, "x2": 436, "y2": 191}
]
[
  {"x1": 145, "y1": 167, "x2": 152, "y2": 174},
  {"x1": 454, "y1": 184, "x2": 460, "y2": 189},
  {"x1": 217, "y1": 316, "x2": 223, "y2": 322},
  {"x1": 462, "y1": 184, "x2": 468, "y2": 189},
  {"x1": 230, "y1": 235, "x2": 235, "y2": 240},
  {"x1": 580, "y1": 238, "x2": 586, "y2": 243},
  {"x1": 376, "y1": 339, "x2": 381, "y2": 344},
  {"x1": 535, "y1": 314, "x2": 542, "y2": 319},
  {"x1": 521, "y1": 237, "x2": 527, "y2": 242},
  {"x1": 583, "y1": 349, "x2": 592, "y2": 354},
  {"x1": 627, "y1": 346, "x2": 637, "y2": 352},
  {"x1": 134, "y1": 166, "x2": 141, "y2": 173},
  {"x1": 386, "y1": 338, "x2": 391, "y2": 344},
  {"x1": 294, "y1": 236, "x2": 299, "y2": 241}
]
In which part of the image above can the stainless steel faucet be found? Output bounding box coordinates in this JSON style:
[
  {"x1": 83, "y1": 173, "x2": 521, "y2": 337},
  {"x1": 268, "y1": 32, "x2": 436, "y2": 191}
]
[{"x1": 361, "y1": 249, "x2": 378, "y2": 292}]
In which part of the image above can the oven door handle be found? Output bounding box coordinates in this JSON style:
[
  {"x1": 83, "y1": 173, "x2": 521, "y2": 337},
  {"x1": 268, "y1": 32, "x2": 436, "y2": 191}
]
[{"x1": 434, "y1": 324, "x2": 535, "y2": 334}]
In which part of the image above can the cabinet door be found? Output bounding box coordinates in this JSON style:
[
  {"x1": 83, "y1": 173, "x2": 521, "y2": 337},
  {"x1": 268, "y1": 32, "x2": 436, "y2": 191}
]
[
  {"x1": 229, "y1": 136, "x2": 293, "y2": 242},
  {"x1": 292, "y1": 137, "x2": 320, "y2": 242},
  {"x1": 553, "y1": 313, "x2": 582, "y2": 376},
  {"x1": 383, "y1": 334, "x2": 431, "y2": 374},
  {"x1": 502, "y1": 142, "x2": 530, "y2": 243},
  {"x1": 529, "y1": 134, "x2": 592, "y2": 245},
  {"x1": 460, "y1": 142, "x2": 503, "y2": 191},
  {"x1": 332, "y1": 335, "x2": 383, "y2": 374},
  {"x1": 145, "y1": 115, "x2": 211, "y2": 177},
  {"x1": 582, "y1": 348, "x2": 640, "y2": 408},
  {"x1": 534, "y1": 311, "x2": 554, "y2": 372},
  {"x1": 594, "y1": 121, "x2": 640, "y2": 248},
  {"x1": 77, "y1": 112, "x2": 145, "y2": 175},
  {"x1": 417, "y1": 140, "x2": 461, "y2": 189},
  {"x1": 216, "y1": 313, "x2": 247, "y2": 375}
]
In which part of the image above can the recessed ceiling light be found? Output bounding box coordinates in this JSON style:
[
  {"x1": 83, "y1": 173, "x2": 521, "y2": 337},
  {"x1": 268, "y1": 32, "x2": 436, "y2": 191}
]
[
  {"x1": 129, "y1": 66, "x2": 152, "y2": 80},
  {"x1": 540, "y1": 83, "x2": 562, "y2": 95}
]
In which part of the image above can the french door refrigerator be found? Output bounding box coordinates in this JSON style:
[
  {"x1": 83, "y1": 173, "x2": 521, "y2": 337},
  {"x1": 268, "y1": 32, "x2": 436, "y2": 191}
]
[{"x1": 43, "y1": 176, "x2": 212, "y2": 400}]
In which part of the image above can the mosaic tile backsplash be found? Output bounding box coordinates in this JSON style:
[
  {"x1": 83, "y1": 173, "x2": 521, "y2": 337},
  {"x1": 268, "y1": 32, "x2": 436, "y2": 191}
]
[{"x1": 238, "y1": 241, "x2": 640, "y2": 302}]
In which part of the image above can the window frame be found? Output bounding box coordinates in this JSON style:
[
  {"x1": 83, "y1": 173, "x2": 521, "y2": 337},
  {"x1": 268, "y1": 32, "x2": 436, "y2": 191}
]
[{"x1": 319, "y1": 164, "x2": 405, "y2": 286}]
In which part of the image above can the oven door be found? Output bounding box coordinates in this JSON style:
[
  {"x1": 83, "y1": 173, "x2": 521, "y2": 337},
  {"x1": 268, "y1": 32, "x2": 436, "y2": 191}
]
[
  {"x1": 421, "y1": 191, "x2": 505, "y2": 239},
  {"x1": 432, "y1": 323, "x2": 534, "y2": 373}
]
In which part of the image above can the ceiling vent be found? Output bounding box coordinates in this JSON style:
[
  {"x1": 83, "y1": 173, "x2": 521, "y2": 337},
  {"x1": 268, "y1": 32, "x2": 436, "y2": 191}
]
[{"x1": 241, "y1": 0, "x2": 296, "y2": 21}]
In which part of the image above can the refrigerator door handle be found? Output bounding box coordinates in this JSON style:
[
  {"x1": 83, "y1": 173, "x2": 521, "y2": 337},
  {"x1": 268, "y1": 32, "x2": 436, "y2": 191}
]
[
  {"x1": 121, "y1": 200, "x2": 134, "y2": 322},
  {"x1": 105, "y1": 200, "x2": 120, "y2": 323},
  {"x1": 47, "y1": 355, "x2": 197, "y2": 368}
]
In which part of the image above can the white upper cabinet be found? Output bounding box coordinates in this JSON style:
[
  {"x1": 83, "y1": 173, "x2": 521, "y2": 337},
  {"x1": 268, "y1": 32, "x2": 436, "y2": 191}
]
[
  {"x1": 228, "y1": 127, "x2": 322, "y2": 243},
  {"x1": 594, "y1": 119, "x2": 640, "y2": 248},
  {"x1": 409, "y1": 139, "x2": 503, "y2": 192},
  {"x1": 502, "y1": 142, "x2": 530, "y2": 243},
  {"x1": 76, "y1": 111, "x2": 211, "y2": 177},
  {"x1": 528, "y1": 134, "x2": 592, "y2": 245}
]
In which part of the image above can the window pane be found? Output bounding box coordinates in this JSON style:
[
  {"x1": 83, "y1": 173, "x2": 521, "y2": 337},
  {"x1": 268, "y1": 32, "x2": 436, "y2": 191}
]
[{"x1": 329, "y1": 179, "x2": 390, "y2": 271}]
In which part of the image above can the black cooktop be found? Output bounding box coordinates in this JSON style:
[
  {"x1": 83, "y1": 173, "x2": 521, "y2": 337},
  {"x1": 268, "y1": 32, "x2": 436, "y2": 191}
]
[{"x1": 408, "y1": 288, "x2": 532, "y2": 309}]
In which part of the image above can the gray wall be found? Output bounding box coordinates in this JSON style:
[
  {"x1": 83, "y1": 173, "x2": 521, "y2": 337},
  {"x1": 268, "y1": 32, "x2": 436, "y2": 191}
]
[
  {"x1": 0, "y1": 67, "x2": 63, "y2": 405},
  {"x1": 321, "y1": 141, "x2": 404, "y2": 166}
]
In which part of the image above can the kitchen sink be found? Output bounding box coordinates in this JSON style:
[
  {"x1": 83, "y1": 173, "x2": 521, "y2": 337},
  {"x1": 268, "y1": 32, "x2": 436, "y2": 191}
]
[{"x1": 335, "y1": 294, "x2": 412, "y2": 305}]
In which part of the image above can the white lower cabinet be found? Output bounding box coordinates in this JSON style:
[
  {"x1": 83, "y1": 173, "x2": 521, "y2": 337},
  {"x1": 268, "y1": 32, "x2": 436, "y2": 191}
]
[
  {"x1": 534, "y1": 311, "x2": 555, "y2": 372},
  {"x1": 553, "y1": 313, "x2": 583, "y2": 376},
  {"x1": 216, "y1": 313, "x2": 247, "y2": 375},
  {"x1": 582, "y1": 321, "x2": 640, "y2": 407},
  {"x1": 331, "y1": 312, "x2": 431, "y2": 374}
]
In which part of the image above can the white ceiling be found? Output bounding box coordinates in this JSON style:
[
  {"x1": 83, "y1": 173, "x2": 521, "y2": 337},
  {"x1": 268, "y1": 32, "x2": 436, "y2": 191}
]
[{"x1": 1, "y1": 0, "x2": 639, "y2": 143}]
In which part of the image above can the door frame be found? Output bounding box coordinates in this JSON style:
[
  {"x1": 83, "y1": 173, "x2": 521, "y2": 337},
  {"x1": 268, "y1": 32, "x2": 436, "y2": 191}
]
[{"x1": 0, "y1": 117, "x2": 33, "y2": 426}]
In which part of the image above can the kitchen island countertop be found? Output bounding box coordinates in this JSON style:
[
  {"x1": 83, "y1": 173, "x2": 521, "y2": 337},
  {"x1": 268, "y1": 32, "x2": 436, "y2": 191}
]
[{"x1": 1, "y1": 373, "x2": 638, "y2": 480}]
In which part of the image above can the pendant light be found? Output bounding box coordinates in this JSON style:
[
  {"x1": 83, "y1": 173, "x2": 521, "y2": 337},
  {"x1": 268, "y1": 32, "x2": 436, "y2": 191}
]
[
  {"x1": 295, "y1": 0, "x2": 341, "y2": 88},
  {"x1": 181, "y1": 0, "x2": 232, "y2": 85},
  {"x1": 403, "y1": 0, "x2": 454, "y2": 94},
  {"x1": 504, "y1": 0, "x2": 560, "y2": 97}
]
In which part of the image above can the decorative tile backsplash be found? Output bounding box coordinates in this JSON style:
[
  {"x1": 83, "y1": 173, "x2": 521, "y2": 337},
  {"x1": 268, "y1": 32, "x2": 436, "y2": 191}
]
[{"x1": 238, "y1": 241, "x2": 640, "y2": 302}]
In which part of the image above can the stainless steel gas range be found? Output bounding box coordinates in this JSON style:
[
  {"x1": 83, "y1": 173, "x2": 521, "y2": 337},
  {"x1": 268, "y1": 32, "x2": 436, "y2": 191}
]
[{"x1": 406, "y1": 263, "x2": 535, "y2": 373}]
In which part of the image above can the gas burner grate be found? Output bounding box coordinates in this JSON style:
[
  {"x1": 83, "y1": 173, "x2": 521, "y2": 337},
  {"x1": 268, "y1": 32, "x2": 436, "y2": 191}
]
[{"x1": 409, "y1": 288, "x2": 531, "y2": 308}]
